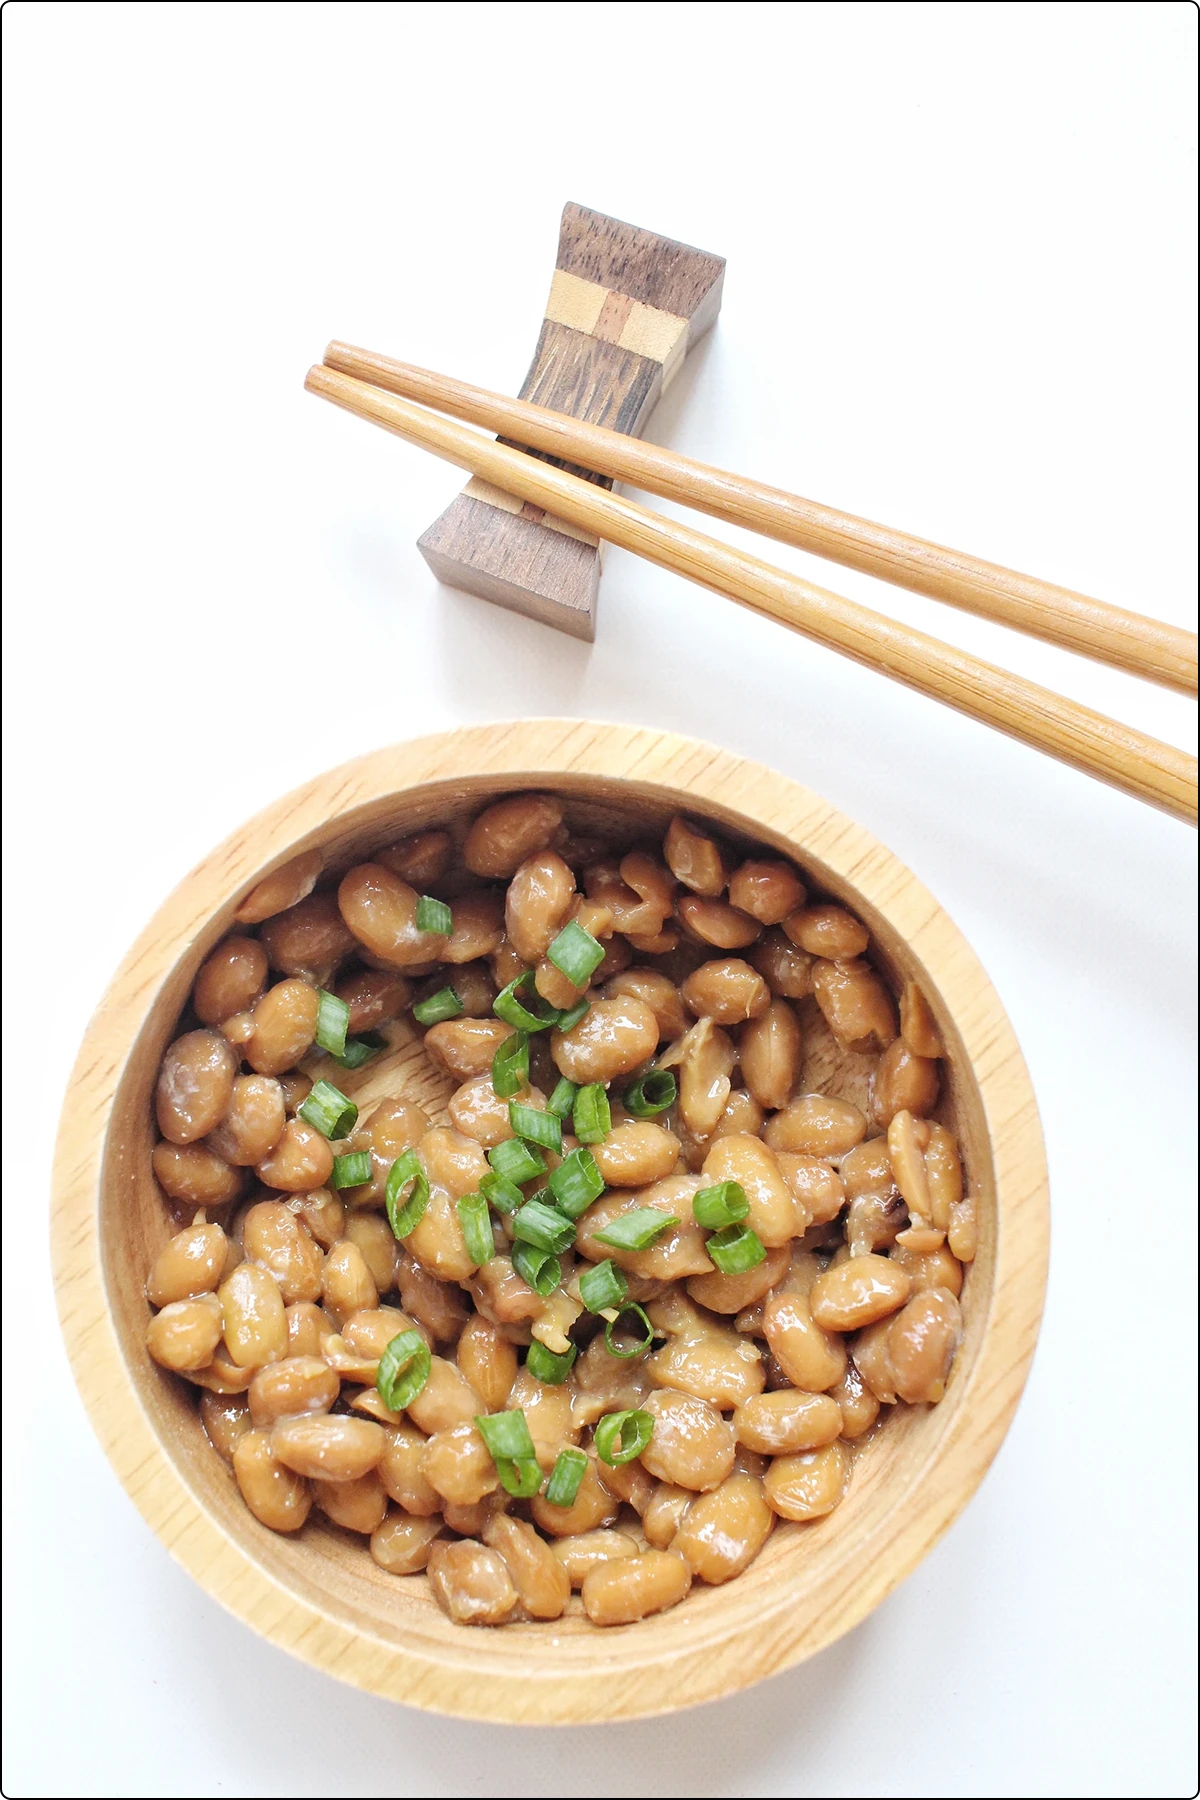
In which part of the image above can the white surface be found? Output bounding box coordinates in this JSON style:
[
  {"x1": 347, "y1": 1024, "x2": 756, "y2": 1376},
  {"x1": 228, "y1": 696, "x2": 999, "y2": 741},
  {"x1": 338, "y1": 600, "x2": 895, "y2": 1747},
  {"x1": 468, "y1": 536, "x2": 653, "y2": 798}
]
[{"x1": 2, "y1": 4, "x2": 1196, "y2": 1796}]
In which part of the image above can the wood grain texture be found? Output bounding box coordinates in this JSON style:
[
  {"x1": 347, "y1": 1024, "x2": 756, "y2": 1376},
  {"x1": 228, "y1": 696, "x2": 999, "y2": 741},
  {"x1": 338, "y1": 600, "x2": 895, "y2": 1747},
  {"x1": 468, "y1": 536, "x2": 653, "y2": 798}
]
[
  {"x1": 308, "y1": 370, "x2": 1199, "y2": 825},
  {"x1": 333, "y1": 345, "x2": 1199, "y2": 694},
  {"x1": 417, "y1": 204, "x2": 724, "y2": 641},
  {"x1": 51, "y1": 721, "x2": 1049, "y2": 1723}
]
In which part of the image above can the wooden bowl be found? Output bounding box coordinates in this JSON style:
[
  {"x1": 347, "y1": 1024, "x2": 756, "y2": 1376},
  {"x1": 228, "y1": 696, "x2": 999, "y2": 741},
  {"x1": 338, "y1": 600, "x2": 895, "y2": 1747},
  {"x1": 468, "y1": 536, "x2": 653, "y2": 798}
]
[{"x1": 50, "y1": 721, "x2": 1048, "y2": 1723}]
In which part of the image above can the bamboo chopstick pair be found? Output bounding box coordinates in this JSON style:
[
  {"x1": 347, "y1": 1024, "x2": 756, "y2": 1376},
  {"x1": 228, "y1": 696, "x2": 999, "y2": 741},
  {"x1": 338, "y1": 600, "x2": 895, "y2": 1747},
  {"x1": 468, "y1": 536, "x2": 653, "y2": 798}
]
[{"x1": 305, "y1": 346, "x2": 1198, "y2": 825}]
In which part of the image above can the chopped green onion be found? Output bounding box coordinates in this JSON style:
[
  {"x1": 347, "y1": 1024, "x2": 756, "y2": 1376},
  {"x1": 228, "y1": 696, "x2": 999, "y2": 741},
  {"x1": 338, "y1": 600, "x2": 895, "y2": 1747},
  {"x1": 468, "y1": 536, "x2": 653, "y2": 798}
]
[
  {"x1": 692, "y1": 1180, "x2": 750, "y2": 1230},
  {"x1": 385, "y1": 1148, "x2": 430, "y2": 1239},
  {"x1": 315, "y1": 989, "x2": 350, "y2": 1059},
  {"x1": 480, "y1": 1169, "x2": 525, "y2": 1215},
  {"x1": 415, "y1": 894, "x2": 453, "y2": 935},
  {"x1": 706, "y1": 1223, "x2": 767, "y2": 1274},
  {"x1": 622, "y1": 1068, "x2": 677, "y2": 1118},
  {"x1": 548, "y1": 1147, "x2": 605, "y2": 1219},
  {"x1": 555, "y1": 998, "x2": 590, "y2": 1033},
  {"x1": 512, "y1": 1243, "x2": 561, "y2": 1295},
  {"x1": 376, "y1": 1330, "x2": 431, "y2": 1410},
  {"x1": 547, "y1": 919, "x2": 605, "y2": 986},
  {"x1": 494, "y1": 970, "x2": 560, "y2": 1032},
  {"x1": 546, "y1": 1076, "x2": 579, "y2": 1119},
  {"x1": 604, "y1": 1302, "x2": 654, "y2": 1358},
  {"x1": 508, "y1": 1101, "x2": 562, "y2": 1153},
  {"x1": 475, "y1": 1410, "x2": 536, "y2": 1462},
  {"x1": 456, "y1": 1192, "x2": 495, "y2": 1266},
  {"x1": 543, "y1": 1446, "x2": 588, "y2": 1507},
  {"x1": 496, "y1": 1456, "x2": 543, "y2": 1498},
  {"x1": 594, "y1": 1208, "x2": 678, "y2": 1252},
  {"x1": 572, "y1": 1082, "x2": 611, "y2": 1144},
  {"x1": 487, "y1": 1137, "x2": 546, "y2": 1187},
  {"x1": 513, "y1": 1199, "x2": 575, "y2": 1255},
  {"x1": 329, "y1": 1151, "x2": 371, "y2": 1189},
  {"x1": 412, "y1": 986, "x2": 463, "y2": 1026},
  {"x1": 298, "y1": 1078, "x2": 358, "y2": 1140},
  {"x1": 526, "y1": 1338, "x2": 578, "y2": 1384},
  {"x1": 328, "y1": 1030, "x2": 387, "y2": 1069},
  {"x1": 491, "y1": 1029, "x2": 530, "y2": 1099},
  {"x1": 594, "y1": 1408, "x2": 654, "y2": 1467},
  {"x1": 578, "y1": 1258, "x2": 628, "y2": 1313}
]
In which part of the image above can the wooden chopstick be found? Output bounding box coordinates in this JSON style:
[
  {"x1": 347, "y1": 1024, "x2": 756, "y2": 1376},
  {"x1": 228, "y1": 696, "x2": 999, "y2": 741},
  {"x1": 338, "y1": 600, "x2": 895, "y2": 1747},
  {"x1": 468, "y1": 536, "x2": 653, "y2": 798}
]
[
  {"x1": 304, "y1": 364, "x2": 1198, "y2": 825},
  {"x1": 324, "y1": 341, "x2": 1198, "y2": 698}
]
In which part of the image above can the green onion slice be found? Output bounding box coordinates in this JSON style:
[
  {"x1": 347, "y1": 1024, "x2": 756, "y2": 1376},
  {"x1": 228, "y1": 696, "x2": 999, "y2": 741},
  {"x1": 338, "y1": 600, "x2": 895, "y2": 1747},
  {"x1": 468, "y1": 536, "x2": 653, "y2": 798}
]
[
  {"x1": 555, "y1": 998, "x2": 590, "y2": 1033},
  {"x1": 315, "y1": 989, "x2": 350, "y2": 1059},
  {"x1": 508, "y1": 1101, "x2": 562, "y2": 1153},
  {"x1": 376, "y1": 1330, "x2": 431, "y2": 1411},
  {"x1": 572, "y1": 1082, "x2": 611, "y2": 1144},
  {"x1": 706, "y1": 1223, "x2": 767, "y2": 1274},
  {"x1": 594, "y1": 1208, "x2": 678, "y2": 1252},
  {"x1": 298, "y1": 1078, "x2": 358, "y2": 1140},
  {"x1": 328, "y1": 1030, "x2": 387, "y2": 1070},
  {"x1": 511, "y1": 1243, "x2": 561, "y2": 1295},
  {"x1": 475, "y1": 1410, "x2": 536, "y2": 1462},
  {"x1": 621, "y1": 1068, "x2": 677, "y2": 1118},
  {"x1": 543, "y1": 1446, "x2": 588, "y2": 1507},
  {"x1": 456, "y1": 1191, "x2": 495, "y2": 1266},
  {"x1": 513, "y1": 1199, "x2": 575, "y2": 1255},
  {"x1": 480, "y1": 1169, "x2": 525, "y2": 1215},
  {"x1": 546, "y1": 1076, "x2": 579, "y2": 1119},
  {"x1": 493, "y1": 970, "x2": 561, "y2": 1032},
  {"x1": 525, "y1": 1339, "x2": 577, "y2": 1384},
  {"x1": 604, "y1": 1302, "x2": 655, "y2": 1358},
  {"x1": 496, "y1": 1456, "x2": 544, "y2": 1498},
  {"x1": 692, "y1": 1180, "x2": 750, "y2": 1230},
  {"x1": 412, "y1": 986, "x2": 463, "y2": 1026},
  {"x1": 487, "y1": 1137, "x2": 546, "y2": 1187},
  {"x1": 547, "y1": 1146, "x2": 604, "y2": 1219},
  {"x1": 329, "y1": 1150, "x2": 371, "y2": 1189},
  {"x1": 594, "y1": 1408, "x2": 654, "y2": 1467},
  {"x1": 385, "y1": 1148, "x2": 430, "y2": 1239},
  {"x1": 578, "y1": 1258, "x2": 628, "y2": 1313},
  {"x1": 491, "y1": 1029, "x2": 530, "y2": 1099},
  {"x1": 547, "y1": 919, "x2": 605, "y2": 986},
  {"x1": 415, "y1": 894, "x2": 453, "y2": 936}
]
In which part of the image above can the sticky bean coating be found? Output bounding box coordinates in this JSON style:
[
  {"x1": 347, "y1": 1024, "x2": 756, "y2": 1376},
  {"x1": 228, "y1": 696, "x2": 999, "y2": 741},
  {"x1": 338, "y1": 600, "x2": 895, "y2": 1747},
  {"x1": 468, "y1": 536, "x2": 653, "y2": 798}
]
[
  {"x1": 484, "y1": 1514, "x2": 570, "y2": 1619},
  {"x1": 677, "y1": 894, "x2": 761, "y2": 950},
  {"x1": 233, "y1": 1429, "x2": 313, "y2": 1530},
  {"x1": 337, "y1": 864, "x2": 448, "y2": 969},
  {"x1": 530, "y1": 1458, "x2": 619, "y2": 1538},
  {"x1": 423, "y1": 1016, "x2": 515, "y2": 1079},
  {"x1": 245, "y1": 979, "x2": 320, "y2": 1076},
  {"x1": 739, "y1": 997, "x2": 802, "y2": 1111},
  {"x1": 206, "y1": 1075, "x2": 286, "y2": 1167},
  {"x1": 639, "y1": 1390, "x2": 736, "y2": 1491},
  {"x1": 342, "y1": 1215, "x2": 400, "y2": 1295},
  {"x1": 505, "y1": 849, "x2": 575, "y2": 964},
  {"x1": 377, "y1": 829, "x2": 453, "y2": 887},
  {"x1": 428, "y1": 1540, "x2": 518, "y2": 1626},
  {"x1": 242, "y1": 1200, "x2": 325, "y2": 1302},
  {"x1": 151, "y1": 1142, "x2": 246, "y2": 1208},
  {"x1": 581, "y1": 1548, "x2": 692, "y2": 1625},
  {"x1": 811, "y1": 958, "x2": 896, "y2": 1052},
  {"x1": 194, "y1": 937, "x2": 269, "y2": 1025},
  {"x1": 456, "y1": 1316, "x2": 517, "y2": 1414},
  {"x1": 672, "y1": 1472, "x2": 774, "y2": 1583},
  {"x1": 664, "y1": 816, "x2": 727, "y2": 896},
  {"x1": 442, "y1": 890, "x2": 507, "y2": 964},
  {"x1": 200, "y1": 1393, "x2": 252, "y2": 1462},
  {"x1": 888, "y1": 1288, "x2": 963, "y2": 1403},
  {"x1": 146, "y1": 1295, "x2": 223, "y2": 1371},
  {"x1": 312, "y1": 1472, "x2": 389, "y2": 1534},
  {"x1": 682, "y1": 958, "x2": 770, "y2": 1026},
  {"x1": 591, "y1": 1121, "x2": 681, "y2": 1187},
  {"x1": 764, "y1": 1094, "x2": 867, "y2": 1159},
  {"x1": 463, "y1": 794, "x2": 564, "y2": 879},
  {"x1": 733, "y1": 1389, "x2": 843, "y2": 1455},
  {"x1": 334, "y1": 967, "x2": 411, "y2": 1034},
  {"x1": 604, "y1": 969, "x2": 689, "y2": 1041},
  {"x1": 751, "y1": 927, "x2": 813, "y2": 999},
  {"x1": 256, "y1": 1118, "x2": 334, "y2": 1194},
  {"x1": 248, "y1": 1356, "x2": 339, "y2": 1426},
  {"x1": 728, "y1": 859, "x2": 806, "y2": 925},
  {"x1": 701, "y1": 1134, "x2": 799, "y2": 1248},
  {"x1": 235, "y1": 851, "x2": 323, "y2": 926},
  {"x1": 551, "y1": 996, "x2": 659, "y2": 1084},
  {"x1": 271, "y1": 1414, "x2": 385, "y2": 1481},
  {"x1": 873, "y1": 1039, "x2": 940, "y2": 1128},
  {"x1": 900, "y1": 980, "x2": 945, "y2": 1057},
  {"x1": 421, "y1": 1422, "x2": 499, "y2": 1506},
  {"x1": 219, "y1": 1263, "x2": 288, "y2": 1368},
  {"x1": 687, "y1": 1240, "x2": 791, "y2": 1315},
  {"x1": 260, "y1": 891, "x2": 357, "y2": 985},
  {"x1": 763, "y1": 1290, "x2": 847, "y2": 1392},
  {"x1": 321, "y1": 1239, "x2": 378, "y2": 1324},
  {"x1": 370, "y1": 1510, "x2": 444, "y2": 1574},
  {"x1": 551, "y1": 1529, "x2": 639, "y2": 1586},
  {"x1": 764, "y1": 1442, "x2": 852, "y2": 1520},
  {"x1": 809, "y1": 1254, "x2": 912, "y2": 1331},
  {"x1": 156, "y1": 1030, "x2": 237, "y2": 1144},
  {"x1": 146, "y1": 1222, "x2": 229, "y2": 1305}
]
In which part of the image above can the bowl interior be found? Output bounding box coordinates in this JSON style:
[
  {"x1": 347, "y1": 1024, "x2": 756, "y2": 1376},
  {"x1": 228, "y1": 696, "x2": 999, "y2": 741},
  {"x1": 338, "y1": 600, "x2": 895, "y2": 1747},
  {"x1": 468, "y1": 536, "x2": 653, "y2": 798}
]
[{"x1": 97, "y1": 766, "x2": 1002, "y2": 1701}]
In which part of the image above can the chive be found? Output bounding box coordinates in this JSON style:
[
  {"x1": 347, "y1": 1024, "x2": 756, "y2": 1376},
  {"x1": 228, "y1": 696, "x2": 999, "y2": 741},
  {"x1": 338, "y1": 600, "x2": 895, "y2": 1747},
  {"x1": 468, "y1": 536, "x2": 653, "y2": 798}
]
[
  {"x1": 547, "y1": 1147, "x2": 604, "y2": 1219},
  {"x1": 491, "y1": 1029, "x2": 530, "y2": 1099},
  {"x1": 493, "y1": 970, "x2": 560, "y2": 1032},
  {"x1": 706, "y1": 1223, "x2": 767, "y2": 1273},
  {"x1": 496, "y1": 1456, "x2": 544, "y2": 1498},
  {"x1": 594, "y1": 1408, "x2": 654, "y2": 1467},
  {"x1": 526, "y1": 1338, "x2": 577, "y2": 1384},
  {"x1": 456, "y1": 1192, "x2": 495, "y2": 1265},
  {"x1": 480, "y1": 1169, "x2": 525, "y2": 1215},
  {"x1": 547, "y1": 919, "x2": 605, "y2": 986},
  {"x1": 578, "y1": 1258, "x2": 628, "y2": 1313},
  {"x1": 315, "y1": 989, "x2": 350, "y2": 1059},
  {"x1": 604, "y1": 1302, "x2": 654, "y2": 1358},
  {"x1": 555, "y1": 998, "x2": 590, "y2": 1032},
  {"x1": 298, "y1": 1078, "x2": 358, "y2": 1140},
  {"x1": 572, "y1": 1082, "x2": 611, "y2": 1144},
  {"x1": 376, "y1": 1330, "x2": 431, "y2": 1410},
  {"x1": 543, "y1": 1446, "x2": 588, "y2": 1507},
  {"x1": 328, "y1": 1030, "x2": 387, "y2": 1070},
  {"x1": 487, "y1": 1137, "x2": 545, "y2": 1187},
  {"x1": 412, "y1": 986, "x2": 463, "y2": 1026},
  {"x1": 621, "y1": 1068, "x2": 677, "y2": 1118},
  {"x1": 513, "y1": 1199, "x2": 575, "y2": 1255},
  {"x1": 385, "y1": 1148, "x2": 430, "y2": 1239},
  {"x1": 546, "y1": 1076, "x2": 579, "y2": 1119},
  {"x1": 415, "y1": 894, "x2": 453, "y2": 935},
  {"x1": 475, "y1": 1410, "x2": 536, "y2": 1462},
  {"x1": 594, "y1": 1208, "x2": 678, "y2": 1252},
  {"x1": 508, "y1": 1101, "x2": 562, "y2": 1153},
  {"x1": 692, "y1": 1180, "x2": 750, "y2": 1230},
  {"x1": 512, "y1": 1243, "x2": 561, "y2": 1295},
  {"x1": 329, "y1": 1151, "x2": 371, "y2": 1189}
]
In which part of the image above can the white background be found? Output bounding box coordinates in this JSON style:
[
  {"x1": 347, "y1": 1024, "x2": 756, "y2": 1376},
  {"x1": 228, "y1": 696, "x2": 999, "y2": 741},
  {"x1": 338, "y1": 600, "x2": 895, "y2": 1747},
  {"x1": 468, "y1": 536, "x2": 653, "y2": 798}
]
[{"x1": 2, "y1": 4, "x2": 1196, "y2": 1796}]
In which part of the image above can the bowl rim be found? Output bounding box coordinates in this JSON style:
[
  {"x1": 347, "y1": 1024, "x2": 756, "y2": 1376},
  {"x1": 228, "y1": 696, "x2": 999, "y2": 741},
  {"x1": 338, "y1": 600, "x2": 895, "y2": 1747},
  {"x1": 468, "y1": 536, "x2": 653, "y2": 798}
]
[{"x1": 50, "y1": 719, "x2": 1049, "y2": 1723}]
